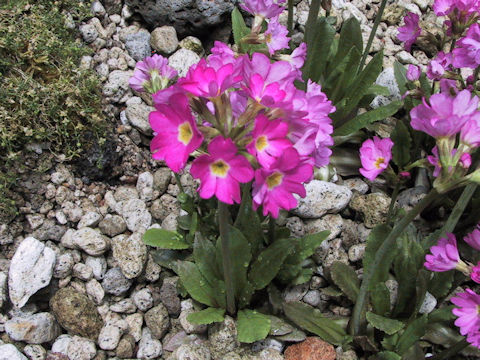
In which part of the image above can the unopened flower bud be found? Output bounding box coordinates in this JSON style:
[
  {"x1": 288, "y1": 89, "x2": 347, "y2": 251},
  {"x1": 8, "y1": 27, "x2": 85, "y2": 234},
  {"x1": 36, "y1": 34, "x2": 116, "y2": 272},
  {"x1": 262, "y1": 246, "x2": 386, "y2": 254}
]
[{"x1": 321, "y1": 0, "x2": 331, "y2": 12}]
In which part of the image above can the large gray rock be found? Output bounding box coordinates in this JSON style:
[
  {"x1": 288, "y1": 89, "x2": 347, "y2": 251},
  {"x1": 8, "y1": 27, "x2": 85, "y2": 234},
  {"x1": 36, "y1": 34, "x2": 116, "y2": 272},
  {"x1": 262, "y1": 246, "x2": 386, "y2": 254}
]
[
  {"x1": 72, "y1": 227, "x2": 109, "y2": 256},
  {"x1": 150, "y1": 26, "x2": 179, "y2": 55},
  {"x1": 124, "y1": 0, "x2": 234, "y2": 37},
  {"x1": 0, "y1": 344, "x2": 27, "y2": 360},
  {"x1": 370, "y1": 67, "x2": 402, "y2": 109},
  {"x1": 168, "y1": 48, "x2": 201, "y2": 77},
  {"x1": 125, "y1": 102, "x2": 154, "y2": 136},
  {"x1": 124, "y1": 31, "x2": 151, "y2": 61},
  {"x1": 5, "y1": 312, "x2": 61, "y2": 344},
  {"x1": 145, "y1": 303, "x2": 170, "y2": 339},
  {"x1": 122, "y1": 199, "x2": 152, "y2": 232},
  {"x1": 9, "y1": 237, "x2": 56, "y2": 308},
  {"x1": 102, "y1": 70, "x2": 134, "y2": 103},
  {"x1": 102, "y1": 267, "x2": 132, "y2": 296},
  {"x1": 51, "y1": 335, "x2": 97, "y2": 360}
]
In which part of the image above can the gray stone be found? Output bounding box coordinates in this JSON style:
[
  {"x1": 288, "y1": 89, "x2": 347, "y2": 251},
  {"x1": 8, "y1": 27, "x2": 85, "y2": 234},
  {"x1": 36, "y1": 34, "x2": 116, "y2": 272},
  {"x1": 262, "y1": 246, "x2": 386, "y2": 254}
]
[
  {"x1": 144, "y1": 254, "x2": 162, "y2": 282},
  {"x1": 145, "y1": 303, "x2": 170, "y2": 339},
  {"x1": 208, "y1": 316, "x2": 239, "y2": 359},
  {"x1": 5, "y1": 313, "x2": 61, "y2": 344},
  {"x1": 116, "y1": 334, "x2": 136, "y2": 358},
  {"x1": 52, "y1": 335, "x2": 96, "y2": 360},
  {"x1": 173, "y1": 343, "x2": 211, "y2": 360},
  {"x1": 304, "y1": 214, "x2": 343, "y2": 240},
  {"x1": 77, "y1": 212, "x2": 102, "y2": 229},
  {"x1": 419, "y1": 292, "x2": 437, "y2": 314},
  {"x1": 293, "y1": 181, "x2": 352, "y2": 219},
  {"x1": 91, "y1": 1, "x2": 106, "y2": 17},
  {"x1": 125, "y1": 313, "x2": 143, "y2": 342},
  {"x1": 125, "y1": 32, "x2": 151, "y2": 61},
  {"x1": 85, "y1": 256, "x2": 107, "y2": 280},
  {"x1": 350, "y1": 192, "x2": 391, "y2": 228},
  {"x1": 102, "y1": 70, "x2": 134, "y2": 103},
  {"x1": 151, "y1": 26, "x2": 179, "y2": 54},
  {"x1": 161, "y1": 213, "x2": 178, "y2": 231},
  {"x1": 26, "y1": 214, "x2": 44, "y2": 230},
  {"x1": 122, "y1": 199, "x2": 152, "y2": 232},
  {"x1": 102, "y1": 268, "x2": 133, "y2": 296},
  {"x1": 79, "y1": 24, "x2": 98, "y2": 43},
  {"x1": 86, "y1": 279, "x2": 105, "y2": 305},
  {"x1": 98, "y1": 214, "x2": 127, "y2": 237},
  {"x1": 179, "y1": 299, "x2": 207, "y2": 334},
  {"x1": 137, "y1": 327, "x2": 163, "y2": 359},
  {"x1": 153, "y1": 168, "x2": 171, "y2": 194},
  {"x1": 133, "y1": 288, "x2": 154, "y2": 312},
  {"x1": 0, "y1": 272, "x2": 7, "y2": 309},
  {"x1": 32, "y1": 219, "x2": 66, "y2": 241},
  {"x1": 125, "y1": 103, "x2": 155, "y2": 136},
  {"x1": 348, "y1": 244, "x2": 366, "y2": 262},
  {"x1": 284, "y1": 283, "x2": 309, "y2": 303},
  {"x1": 396, "y1": 50, "x2": 420, "y2": 65},
  {"x1": 103, "y1": 0, "x2": 123, "y2": 14},
  {"x1": 110, "y1": 299, "x2": 137, "y2": 314},
  {"x1": 342, "y1": 178, "x2": 369, "y2": 194},
  {"x1": 385, "y1": 279, "x2": 399, "y2": 309},
  {"x1": 168, "y1": 48, "x2": 201, "y2": 78},
  {"x1": 8, "y1": 237, "x2": 56, "y2": 308},
  {"x1": 151, "y1": 194, "x2": 180, "y2": 221},
  {"x1": 73, "y1": 263, "x2": 93, "y2": 281},
  {"x1": 303, "y1": 290, "x2": 322, "y2": 307},
  {"x1": 72, "y1": 228, "x2": 109, "y2": 256},
  {"x1": 23, "y1": 344, "x2": 46, "y2": 360},
  {"x1": 0, "y1": 344, "x2": 27, "y2": 360},
  {"x1": 179, "y1": 36, "x2": 204, "y2": 55},
  {"x1": 159, "y1": 277, "x2": 181, "y2": 316},
  {"x1": 98, "y1": 322, "x2": 124, "y2": 351},
  {"x1": 285, "y1": 217, "x2": 305, "y2": 238},
  {"x1": 370, "y1": 67, "x2": 402, "y2": 109},
  {"x1": 137, "y1": 171, "x2": 154, "y2": 201},
  {"x1": 111, "y1": 232, "x2": 147, "y2": 279}
]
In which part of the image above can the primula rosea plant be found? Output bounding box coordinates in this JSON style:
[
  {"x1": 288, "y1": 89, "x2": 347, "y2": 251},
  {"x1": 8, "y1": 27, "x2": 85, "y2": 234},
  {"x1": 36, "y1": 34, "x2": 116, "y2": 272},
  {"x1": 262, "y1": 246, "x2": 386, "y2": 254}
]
[{"x1": 128, "y1": 0, "x2": 480, "y2": 356}]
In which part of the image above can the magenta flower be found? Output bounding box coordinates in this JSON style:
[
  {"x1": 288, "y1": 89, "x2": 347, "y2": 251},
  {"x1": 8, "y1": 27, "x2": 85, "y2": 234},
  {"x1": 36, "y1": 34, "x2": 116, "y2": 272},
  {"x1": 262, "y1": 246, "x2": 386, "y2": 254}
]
[
  {"x1": 453, "y1": 24, "x2": 480, "y2": 69},
  {"x1": 464, "y1": 226, "x2": 480, "y2": 250},
  {"x1": 240, "y1": 0, "x2": 285, "y2": 19},
  {"x1": 252, "y1": 147, "x2": 313, "y2": 218},
  {"x1": 428, "y1": 146, "x2": 472, "y2": 176},
  {"x1": 129, "y1": 54, "x2": 177, "y2": 93},
  {"x1": 467, "y1": 330, "x2": 480, "y2": 348},
  {"x1": 179, "y1": 59, "x2": 237, "y2": 98},
  {"x1": 427, "y1": 51, "x2": 452, "y2": 80},
  {"x1": 246, "y1": 114, "x2": 293, "y2": 168},
  {"x1": 434, "y1": 0, "x2": 480, "y2": 17},
  {"x1": 190, "y1": 136, "x2": 254, "y2": 204},
  {"x1": 471, "y1": 263, "x2": 480, "y2": 283},
  {"x1": 152, "y1": 84, "x2": 184, "y2": 106},
  {"x1": 410, "y1": 90, "x2": 479, "y2": 138},
  {"x1": 424, "y1": 233, "x2": 462, "y2": 272},
  {"x1": 451, "y1": 289, "x2": 480, "y2": 337},
  {"x1": 244, "y1": 73, "x2": 287, "y2": 107},
  {"x1": 406, "y1": 65, "x2": 421, "y2": 81},
  {"x1": 265, "y1": 18, "x2": 290, "y2": 55},
  {"x1": 290, "y1": 43, "x2": 307, "y2": 69},
  {"x1": 439, "y1": 78, "x2": 459, "y2": 94},
  {"x1": 358, "y1": 137, "x2": 393, "y2": 181},
  {"x1": 149, "y1": 94, "x2": 203, "y2": 173},
  {"x1": 397, "y1": 12, "x2": 421, "y2": 52}
]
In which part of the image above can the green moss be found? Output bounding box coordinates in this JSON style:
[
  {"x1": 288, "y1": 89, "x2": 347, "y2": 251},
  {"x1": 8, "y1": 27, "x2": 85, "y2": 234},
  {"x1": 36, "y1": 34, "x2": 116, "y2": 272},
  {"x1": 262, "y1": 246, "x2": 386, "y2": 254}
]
[{"x1": 0, "y1": 0, "x2": 107, "y2": 220}]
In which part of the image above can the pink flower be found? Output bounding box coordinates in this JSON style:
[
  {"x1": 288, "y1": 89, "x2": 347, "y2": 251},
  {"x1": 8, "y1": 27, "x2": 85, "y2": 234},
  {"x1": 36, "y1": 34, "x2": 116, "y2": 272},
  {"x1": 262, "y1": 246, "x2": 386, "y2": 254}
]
[
  {"x1": 453, "y1": 24, "x2": 480, "y2": 69},
  {"x1": 152, "y1": 84, "x2": 184, "y2": 107},
  {"x1": 244, "y1": 73, "x2": 287, "y2": 107},
  {"x1": 252, "y1": 147, "x2": 313, "y2": 218},
  {"x1": 471, "y1": 263, "x2": 480, "y2": 283},
  {"x1": 190, "y1": 136, "x2": 254, "y2": 204},
  {"x1": 451, "y1": 289, "x2": 480, "y2": 337},
  {"x1": 427, "y1": 146, "x2": 442, "y2": 177},
  {"x1": 290, "y1": 43, "x2": 307, "y2": 69},
  {"x1": 467, "y1": 330, "x2": 480, "y2": 348},
  {"x1": 129, "y1": 54, "x2": 177, "y2": 93},
  {"x1": 149, "y1": 94, "x2": 203, "y2": 173},
  {"x1": 434, "y1": 0, "x2": 480, "y2": 17},
  {"x1": 439, "y1": 78, "x2": 458, "y2": 94},
  {"x1": 397, "y1": 12, "x2": 421, "y2": 52},
  {"x1": 208, "y1": 41, "x2": 236, "y2": 66},
  {"x1": 246, "y1": 114, "x2": 293, "y2": 168},
  {"x1": 265, "y1": 18, "x2": 290, "y2": 55},
  {"x1": 464, "y1": 226, "x2": 480, "y2": 250},
  {"x1": 406, "y1": 64, "x2": 421, "y2": 81},
  {"x1": 179, "y1": 59, "x2": 238, "y2": 98},
  {"x1": 241, "y1": 0, "x2": 285, "y2": 19},
  {"x1": 359, "y1": 137, "x2": 393, "y2": 181},
  {"x1": 410, "y1": 90, "x2": 479, "y2": 138},
  {"x1": 427, "y1": 51, "x2": 452, "y2": 80},
  {"x1": 424, "y1": 233, "x2": 462, "y2": 272}
]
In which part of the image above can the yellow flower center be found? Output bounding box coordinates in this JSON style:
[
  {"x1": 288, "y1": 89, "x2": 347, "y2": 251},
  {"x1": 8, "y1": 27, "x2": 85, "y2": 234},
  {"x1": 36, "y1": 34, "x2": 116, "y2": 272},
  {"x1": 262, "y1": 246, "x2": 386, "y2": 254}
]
[
  {"x1": 266, "y1": 172, "x2": 283, "y2": 190},
  {"x1": 265, "y1": 33, "x2": 272, "y2": 44},
  {"x1": 255, "y1": 135, "x2": 269, "y2": 152},
  {"x1": 210, "y1": 160, "x2": 230, "y2": 178},
  {"x1": 374, "y1": 157, "x2": 385, "y2": 169},
  {"x1": 178, "y1": 122, "x2": 193, "y2": 145}
]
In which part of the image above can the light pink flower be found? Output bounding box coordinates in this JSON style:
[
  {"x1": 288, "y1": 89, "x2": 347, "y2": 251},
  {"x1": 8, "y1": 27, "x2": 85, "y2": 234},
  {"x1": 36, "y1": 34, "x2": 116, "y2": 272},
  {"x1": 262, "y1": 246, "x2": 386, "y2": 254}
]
[
  {"x1": 149, "y1": 94, "x2": 203, "y2": 173},
  {"x1": 208, "y1": 41, "x2": 236, "y2": 67},
  {"x1": 190, "y1": 136, "x2": 254, "y2": 204},
  {"x1": 467, "y1": 330, "x2": 480, "y2": 348},
  {"x1": 397, "y1": 12, "x2": 421, "y2": 52},
  {"x1": 406, "y1": 64, "x2": 421, "y2": 81},
  {"x1": 439, "y1": 78, "x2": 458, "y2": 94},
  {"x1": 464, "y1": 226, "x2": 480, "y2": 250},
  {"x1": 290, "y1": 42, "x2": 307, "y2": 69},
  {"x1": 471, "y1": 263, "x2": 480, "y2": 283},
  {"x1": 265, "y1": 18, "x2": 290, "y2": 55},
  {"x1": 244, "y1": 73, "x2": 287, "y2": 107},
  {"x1": 453, "y1": 24, "x2": 480, "y2": 69},
  {"x1": 434, "y1": 0, "x2": 480, "y2": 17},
  {"x1": 129, "y1": 54, "x2": 177, "y2": 93},
  {"x1": 427, "y1": 146, "x2": 472, "y2": 176},
  {"x1": 240, "y1": 0, "x2": 285, "y2": 19},
  {"x1": 427, "y1": 51, "x2": 452, "y2": 80},
  {"x1": 246, "y1": 114, "x2": 293, "y2": 168},
  {"x1": 252, "y1": 147, "x2": 313, "y2": 218},
  {"x1": 451, "y1": 289, "x2": 480, "y2": 337},
  {"x1": 424, "y1": 233, "x2": 462, "y2": 272},
  {"x1": 410, "y1": 90, "x2": 479, "y2": 138},
  {"x1": 359, "y1": 137, "x2": 393, "y2": 181}
]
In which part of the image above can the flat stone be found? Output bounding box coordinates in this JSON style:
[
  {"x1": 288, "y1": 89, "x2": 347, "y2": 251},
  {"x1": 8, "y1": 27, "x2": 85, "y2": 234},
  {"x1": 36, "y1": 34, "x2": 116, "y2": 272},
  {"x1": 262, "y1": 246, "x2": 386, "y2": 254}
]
[
  {"x1": 145, "y1": 303, "x2": 170, "y2": 339},
  {"x1": 111, "y1": 232, "x2": 147, "y2": 279},
  {"x1": 72, "y1": 227, "x2": 109, "y2": 256},
  {"x1": 125, "y1": 103, "x2": 154, "y2": 136},
  {"x1": 0, "y1": 344, "x2": 27, "y2": 360},
  {"x1": 102, "y1": 267, "x2": 132, "y2": 296},
  {"x1": 122, "y1": 199, "x2": 152, "y2": 232},
  {"x1": 5, "y1": 312, "x2": 61, "y2": 344},
  {"x1": 137, "y1": 327, "x2": 163, "y2": 359},
  {"x1": 284, "y1": 337, "x2": 336, "y2": 360},
  {"x1": 9, "y1": 237, "x2": 56, "y2": 308},
  {"x1": 168, "y1": 48, "x2": 200, "y2": 77}
]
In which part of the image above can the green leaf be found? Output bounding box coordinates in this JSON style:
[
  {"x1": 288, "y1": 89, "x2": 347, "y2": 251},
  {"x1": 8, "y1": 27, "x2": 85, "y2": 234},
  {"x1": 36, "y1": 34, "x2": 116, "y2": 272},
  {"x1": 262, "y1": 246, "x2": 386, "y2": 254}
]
[
  {"x1": 428, "y1": 306, "x2": 455, "y2": 323},
  {"x1": 395, "y1": 315, "x2": 427, "y2": 355},
  {"x1": 366, "y1": 84, "x2": 390, "y2": 96},
  {"x1": 393, "y1": 61, "x2": 408, "y2": 95},
  {"x1": 231, "y1": 8, "x2": 249, "y2": 52},
  {"x1": 268, "y1": 315, "x2": 295, "y2": 336},
  {"x1": 330, "y1": 17, "x2": 363, "y2": 72},
  {"x1": 249, "y1": 238, "x2": 292, "y2": 290},
  {"x1": 391, "y1": 120, "x2": 412, "y2": 168},
  {"x1": 329, "y1": 47, "x2": 362, "y2": 104},
  {"x1": 283, "y1": 301, "x2": 347, "y2": 345},
  {"x1": 419, "y1": 73, "x2": 431, "y2": 97},
  {"x1": 151, "y1": 249, "x2": 188, "y2": 271},
  {"x1": 330, "y1": 261, "x2": 360, "y2": 302},
  {"x1": 375, "y1": 351, "x2": 402, "y2": 360},
  {"x1": 237, "y1": 309, "x2": 271, "y2": 343},
  {"x1": 143, "y1": 228, "x2": 189, "y2": 249},
  {"x1": 193, "y1": 234, "x2": 221, "y2": 284},
  {"x1": 334, "y1": 100, "x2": 402, "y2": 136},
  {"x1": 428, "y1": 271, "x2": 454, "y2": 298},
  {"x1": 370, "y1": 283, "x2": 391, "y2": 316},
  {"x1": 366, "y1": 312, "x2": 404, "y2": 335},
  {"x1": 187, "y1": 307, "x2": 225, "y2": 325},
  {"x1": 176, "y1": 261, "x2": 220, "y2": 307}
]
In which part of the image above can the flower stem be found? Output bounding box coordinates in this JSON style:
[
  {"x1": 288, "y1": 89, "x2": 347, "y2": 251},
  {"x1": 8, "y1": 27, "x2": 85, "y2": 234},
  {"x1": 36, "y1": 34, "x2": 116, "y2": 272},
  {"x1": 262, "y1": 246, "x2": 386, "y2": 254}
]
[
  {"x1": 174, "y1": 173, "x2": 185, "y2": 193},
  {"x1": 218, "y1": 200, "x2": 236, "y2": 315},
  {"x1": 430, "y1": 338, "x2": 469, "y2": 360},
  {"x1": 287, "y1": 0, "x2": 294, "y2": 34},
  {"x1": 348, "y1": 189, "x2": 439, "y2": 336},
  {"x1": 358, "y1": 0, "x2": 388, "y2": 73},
  {"x1": 386, "y1": 181, "x2": 401, "y2": 223},
  {"x1": 442, "y1": 183, "x2": 477, "y2": 234},
  {"x1": 268, "y1": 216, "x2": 276, "y2": 244}
]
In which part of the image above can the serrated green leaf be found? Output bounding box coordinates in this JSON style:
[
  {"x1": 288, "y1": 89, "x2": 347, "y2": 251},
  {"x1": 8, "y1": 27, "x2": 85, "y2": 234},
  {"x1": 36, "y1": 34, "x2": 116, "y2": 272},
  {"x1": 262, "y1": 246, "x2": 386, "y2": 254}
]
[
  {"x1": 334, "y1": 100, "x2": 402, "y2": 136},
  {"x1": 393, "y1": 61, "x2": 408, "y2": 95},
  {"x1": 330, "y1": 261, "x2": 360, "y2": 302},
  {"x1": 176, "y1": 261, "x2": 220, "y2": 307},
  {"x1": 231, "y1": 8, "x2": 249, "y2": 52},
  {"x1": 375, "y1": 351, "x2": 402, "y2": 360},
  {"x1": 151, "y1": 249, "x2": 188, "y2": 271},
  {"x1": 249, "y1": 238, "x2": 292, "y2": 290},
  {"x1": 143, "y1": 228, "x2": 189, "y2": 249},
  {"x1": 237, "y1": 309, "x2": 271, "y2": 343},
  {"x1": 428, "y1": 306, "x2": 455, "y2": 323},
  {"x1": 367, "y1": 84, "x2": 390, "y2": 96},
  {"x1": 366, "y1": 312, "x2": 404, "y2": 335},
  {"x1": 428, "y1": 271, "x2": 454, "y2": 298},
  {"x1": 187, "y1": 307, "x2": 225, "y2": 325},
  {"x1": 331, "y1": 17, "x2": 363, "y2": 70},
  {"x1": 391, "y1": 120, "x2": 412, "y2": 168},
  {"x1": 371, "y1": 283, "x2": 391, "y2": 316},
  {"x1": 194, "y1": 233, "x2": 221, "y2": 284},
  {"x1": 290, "y1": 268, "x2": 314, "y2": 285},
  {"x1": 283, "y1": 301, "x2": 346, "y2": 345},
  {"x1": 395, "y1": 315, "x2": 427, "y2": 355},
  {"x1": 364, "y1": 224, "x2": 396, "y2": 290}
]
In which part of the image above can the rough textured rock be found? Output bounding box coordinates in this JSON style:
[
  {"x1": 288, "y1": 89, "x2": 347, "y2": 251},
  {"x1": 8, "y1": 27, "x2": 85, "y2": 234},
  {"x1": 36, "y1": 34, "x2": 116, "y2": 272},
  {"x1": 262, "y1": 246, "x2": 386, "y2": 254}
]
[
  {"x1": 122, "y1": 199, "x2": 152, "y2": 232},
  {"x1": 179, "y1": 299, "x2": 207, "y2": 334},
  {"x1": 125, "y1": 103, "x2": 155, "y2": 136},
  {"x1": 137, "y1": 327, "x2": 163, "y2": 359},
  {"x1": 293, "y1": 181, "x2": 352, "y2": 219},
  {"x1": 350, "y1": 192, "x2": 391, "y2": 228},
  {"x1": 208, "y1": 316, "x2": 239, "y2": 359},
  {"x1": 102, "y1": 70, "x2": 133, "y2": 103},
  {"x1": 284, "y1": 337, "x2": 336, "y2": 360},
  {"x1": 0, "y1": 344, "x2": 27, "y2": 360},
  {"x1": 370, "y1": 67, "x2": 402, "y2": 109},
  {"x1": 50, "y1": 287, "x2": 103, "y2": 340},
  {"x1": 98, "y1": 214, "x2": 127, "y2": 237},
  {"x1": 173, "y1": 343, "x2": 211, "y2": 360},
  {"x1": 168, "y1": 48, "x2": 201, "y2": 77},
  {"x1": 72, "y1": 227, "x2": 109, "y2": 256},
  {"x1": 8, "y1": 237, "x2": 56, "y2": 308},
  {"x1": 111, "y1": 232, "x2": 147, "y2": 279},
  {"x1": 150, "y1": 26, "x2": 179, "y2": 54},
  {"x1": 124, "y1": 31, "x2": 151, "y2": 61},
  {"x1": 0, "y1": 271, "x2": 7, "y2": 309},
  {"x1": 102, "y1": 267, "x2": 133, "y2": 296},
  {"x1": 5, "y1": 312, "x2": 61, "y2": 344},
  {"x1": 23, "y1": 344, "x2": 46, "y2": 360},
  {"x1": 145, "y1": 303, "x2": 170, "y2": 339}
]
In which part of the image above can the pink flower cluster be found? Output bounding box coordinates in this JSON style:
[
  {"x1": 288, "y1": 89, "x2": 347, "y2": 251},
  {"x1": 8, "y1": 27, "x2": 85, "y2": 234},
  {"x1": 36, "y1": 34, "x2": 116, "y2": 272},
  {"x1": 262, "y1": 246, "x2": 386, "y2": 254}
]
[
  {"x1": 397, "y1": 12, "x2": 421, "y2": 52},
  {"x1": 358, "y1": 137, "x2": 393, "y2": 181},
  {"x1": 134, "y1": 40, "x2": 334, "y2": 217},
  {"x1": 425, "y1": 225, "x2": 480, "y2": 347}
]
